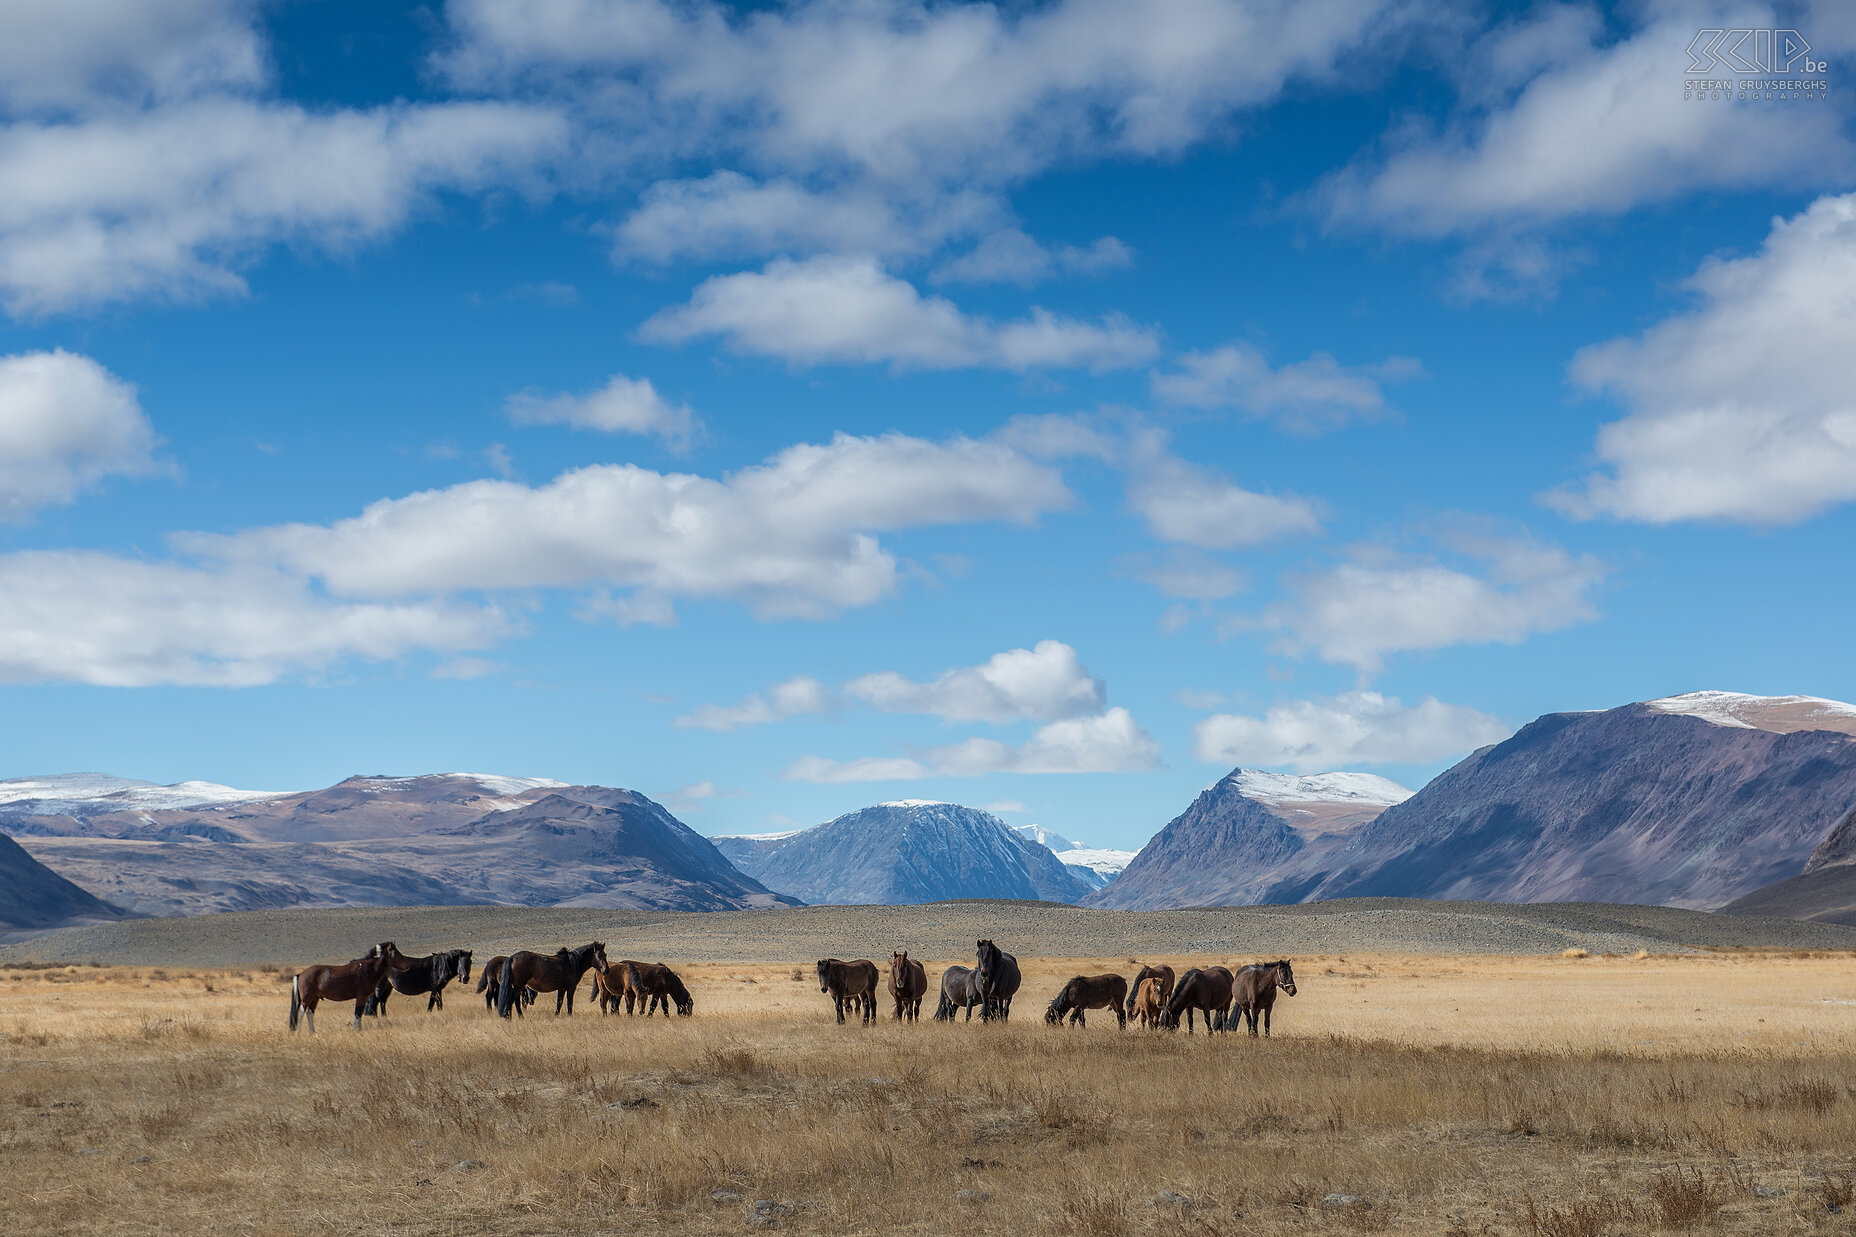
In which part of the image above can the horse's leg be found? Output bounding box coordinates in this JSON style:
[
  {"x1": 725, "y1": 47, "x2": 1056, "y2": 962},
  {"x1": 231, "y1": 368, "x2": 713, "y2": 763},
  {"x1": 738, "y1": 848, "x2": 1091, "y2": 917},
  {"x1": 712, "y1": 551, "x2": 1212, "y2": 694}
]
[
  {"x1": 1262, "y1": 1004, "x2": 1271, "y2": 1038},
  {"x1": 555, "y1": 989, "x2": 566, "y2": 1016},
  {"x1": 1116, "y1": 1003, "x2": 1126, "y2": 1030},
  {"x1": 304, "y1": 995, "x2": 316, "y2": 1034},
  {"x1": 352, "y1": 997, "x2": 366, "y2": 1030}
]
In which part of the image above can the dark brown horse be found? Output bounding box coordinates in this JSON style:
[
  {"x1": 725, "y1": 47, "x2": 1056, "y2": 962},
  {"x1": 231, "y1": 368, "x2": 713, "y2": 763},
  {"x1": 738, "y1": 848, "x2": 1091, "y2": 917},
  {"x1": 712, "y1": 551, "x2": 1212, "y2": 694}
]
[
  {"x1": 974, "y1": 939, "x2": 1021, "y2": 1022},
  {"x1": 1125, "y1": 963, "x2": 1175, "y2": 1019},
  {"x1": 1160, "y1": 966, "x2": 1234, "y2": 1034},
  {"x1": 932, "y1": 965, "x2": 980, "y2": 1021},
  {"x1": 1045, "y1": 974, "x2": 1128, "y2": 1028},
  {"x1": 477, "y1": 956, "x2": 536, "y2": 1013},
  {"x1": 364, "y1": 948, "x2": 472, "y2": 1015},
  {"x1": 888, "y1": 950, "x2": 927, "y2": 1022},
  {"x1": 1232, "y1": 960, "x2": 1297, "y2": 1037},
  {"x1": 289, "y1": 942, "x2": 406, "y2": 1032},
  {"x1": 817, "y1": 958, "x2": 879, "y2": 1025},
  {"x1": 625, "y1": 961, "x2": 693, "y2": 1016},
  {"x1": 1132, "y1": 976, "x2": 1166, "y2": 1028},
  {"x1": 496, "y1": 942, "x2": 607, "y2": 1018}
]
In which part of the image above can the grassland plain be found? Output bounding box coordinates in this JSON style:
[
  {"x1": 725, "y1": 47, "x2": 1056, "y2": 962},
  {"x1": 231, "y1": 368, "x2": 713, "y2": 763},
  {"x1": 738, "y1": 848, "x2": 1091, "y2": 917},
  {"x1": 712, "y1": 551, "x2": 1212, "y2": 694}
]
[{"x1": 5, "y1": 911, "x2": 1856, "y2": 1236}]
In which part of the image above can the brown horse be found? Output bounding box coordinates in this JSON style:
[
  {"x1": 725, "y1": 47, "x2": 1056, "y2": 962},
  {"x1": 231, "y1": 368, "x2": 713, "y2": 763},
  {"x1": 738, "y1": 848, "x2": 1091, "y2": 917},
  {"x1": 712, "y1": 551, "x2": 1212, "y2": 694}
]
[
  {"x1": 1125, "y1": 963, "x2": 1175, "y2": 1019},
  {"x1": 477, "y1": 956, "x2": 535, "y2": 1013},
  {"x1": 590, "y1": 960, "x2": 636, "y2": 1013},
  {"x1": 1045, "y1": 974, "x2": 1129, "y2": 1029},
  {"x1": 1159, "y1": 966, "x2": 1235, "y2": 1034},
  {"x1": 1232, "y1": 960, "x2": 1297, "y2": 1037},
  {"x1": 888, "y1": 951, "x2": 927, "y2": 1022},
  {"x1": 817, "y1": 958, "x2": 879, "y2": 1025},
  {"x1": 289, "y1": 942, "x2": 405, "y2": 1032},
  {"x1": 496, "y1": 942, "x2": 607, "y2": 1018},
  {"x1": 628, "y1": 962, "x2": 694, "y2": 1016},
  {"x1": 1132, "y1": 977, "x2": 1166, "y2": 1028}
]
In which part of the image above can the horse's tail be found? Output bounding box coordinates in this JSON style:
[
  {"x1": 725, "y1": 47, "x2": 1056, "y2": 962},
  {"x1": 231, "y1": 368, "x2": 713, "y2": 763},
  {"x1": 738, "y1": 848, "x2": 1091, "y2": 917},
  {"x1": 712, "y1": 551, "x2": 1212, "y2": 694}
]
[
  {"x1": 289, "y1": 974, "x2": 301, "y2": 1032},
  {"x1": 495, "y1": 957, "x2": 517, "y2": 1019},
  {"x1": 474, "y1": 968, "x2": 490, "y2": 994}
]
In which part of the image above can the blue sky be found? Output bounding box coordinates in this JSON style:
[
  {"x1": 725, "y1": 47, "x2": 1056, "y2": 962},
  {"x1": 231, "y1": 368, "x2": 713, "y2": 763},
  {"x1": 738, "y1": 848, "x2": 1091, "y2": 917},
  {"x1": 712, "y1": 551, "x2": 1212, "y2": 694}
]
[{"x1": 2, "y1": 0, "x2": 1854, "y2": 850}]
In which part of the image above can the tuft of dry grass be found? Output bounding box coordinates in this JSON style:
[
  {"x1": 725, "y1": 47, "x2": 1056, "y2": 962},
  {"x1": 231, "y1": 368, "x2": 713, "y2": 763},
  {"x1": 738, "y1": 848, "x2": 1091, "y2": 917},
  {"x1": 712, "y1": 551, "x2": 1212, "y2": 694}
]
[{"x1": 2, "y1": 951, "x2": 1854, "y2": 1234}]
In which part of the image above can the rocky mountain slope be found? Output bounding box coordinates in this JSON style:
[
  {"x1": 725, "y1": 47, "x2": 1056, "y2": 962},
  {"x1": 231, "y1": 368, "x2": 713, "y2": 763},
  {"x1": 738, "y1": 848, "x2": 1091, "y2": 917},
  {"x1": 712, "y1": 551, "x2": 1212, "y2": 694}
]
[
  {"x1": 1719, "y1": 799, "x2": 1856, "y2": 925},
  {"x1": 2, "y1": 774, "x2": 792, "y2": 916},
  {"x1": 715, "y1": 800, "x2": 1095, "y2": 905},
  {"x1": 1085, "y1": 771, "x2": 1412, "y2": 910},
  {"x1": 0, "y1": 832, "x2": 128, "y2": 933}
]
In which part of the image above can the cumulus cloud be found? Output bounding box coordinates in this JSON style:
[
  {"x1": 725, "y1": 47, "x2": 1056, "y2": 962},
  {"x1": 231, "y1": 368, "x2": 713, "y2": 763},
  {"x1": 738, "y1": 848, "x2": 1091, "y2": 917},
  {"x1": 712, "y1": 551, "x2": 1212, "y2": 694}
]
[
  {"x1": 639, "y1": 255, "x2": 1159, "y2": 372},
  {"x1": 1124, "y1": 428, "x2": 1323, "y2": 548},
  {"x1": 783, "y1": 707, "x2": 1161, "y2": 781},
  {"x1": 675, "y1": 676, "x2": 828, "y2": 731},
  {"x1": 1323, "y1": 5, "x2": 1856, "y2": 238},
  {"x1": 1550, "y1": 191, "x2": 1856, "y2": 525},
  {"x1": 1247, "y1": 531, "x2": 1604, "y2": 673},
  {"x1": 845, "y1": 640, "x2": 1104, "y2": 723},
  {"x1": 932, "y1": 230, "x2": 1132, "y2": 287},
  {"x1": 0, "y1": 552, "x2": 510, "y2": 687},
  {"x1": 506, "y1": 373, "x2": 699, "y2": 449},
  {"x1": 1192, "y1": 690, "x2": 1510, "y2": 772},
  {"x1": 183, "y1": 431, "x2": 1070, "y2": 620},
  {"x1": 1152, "y1": 343, "x2": 1421, "y2": 431},
  {"x1": 0, "y1": 349, "x2": 159, "y2": 519}
]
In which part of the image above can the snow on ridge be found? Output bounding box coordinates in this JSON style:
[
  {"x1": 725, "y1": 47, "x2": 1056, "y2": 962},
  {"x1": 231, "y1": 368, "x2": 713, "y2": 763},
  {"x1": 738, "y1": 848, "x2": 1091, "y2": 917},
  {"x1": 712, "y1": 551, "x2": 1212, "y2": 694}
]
[
  {"x1": 715, "y1": 829, "x2": 804, "y2": 842},
  {"x1": 1644, "y1": 691, "x2": 1856, "y2": 730},
  {"x1": 1054, "y1": 846, "x2": 1137, "y2": 878},
  {"x1": 362, "y1": 772, "x2": 570, "y2": 795},
  {"x1": 1225, "y1": 769, "x2": 1414, "y2": 807},
  {"x1": 0, "y1": 773, "x2": 291, "y2": 810},
  {"x1": 1009, "y1": 822, "x2": 1078, "y2": 851},
  {"x1": 878, "y1": 799, "x2": 952, "y2": 808}
]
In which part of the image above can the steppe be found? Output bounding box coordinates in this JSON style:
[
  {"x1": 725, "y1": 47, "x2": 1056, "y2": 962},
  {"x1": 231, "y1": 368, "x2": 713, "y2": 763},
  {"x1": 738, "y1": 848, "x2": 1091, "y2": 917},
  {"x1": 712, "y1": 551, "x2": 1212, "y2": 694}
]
[{"x1": 4, "y1": 901, "x2": 1856, "y2": 1235}]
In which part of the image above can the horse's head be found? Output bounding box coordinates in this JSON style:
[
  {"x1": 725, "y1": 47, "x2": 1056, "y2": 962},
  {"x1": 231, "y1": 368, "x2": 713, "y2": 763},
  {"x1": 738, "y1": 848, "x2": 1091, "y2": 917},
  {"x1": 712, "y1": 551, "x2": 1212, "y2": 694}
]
[
  {"x1": 455, "y1": 951, "x2": 473, "y2": 984},
  {"x1": 1275, "y1": 960, "x2": 1296, "y2": 996},
  {"x1": 1044, "y1": 998, "x2": 1064, "y2": 1026},
  {"x1": 892, "y1": 950, "x2": 908, "y2": 970},
  {"x1": 816, "y1": 960, "x2": 833, "y2": 992},
  {"x1": 976, "y1": 939, "x2": 995, "y2": 968},
  {"x1": 675, "y1": 988, "x2": 695, "y2": 1017},
  {"x1": 588, "y1": 942, "x2": 609, "y2": 972},
  {"x1": 377, "y1": 942, "x2": 409, "y2": 969}
]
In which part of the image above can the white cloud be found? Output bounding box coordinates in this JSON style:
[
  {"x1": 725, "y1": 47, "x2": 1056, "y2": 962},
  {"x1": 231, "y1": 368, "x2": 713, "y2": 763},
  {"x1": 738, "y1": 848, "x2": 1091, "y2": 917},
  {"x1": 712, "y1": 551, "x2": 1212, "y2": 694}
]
[
  {"x1": 0, "y1": 349, "x2": 159, "y2": 519},
  {"x1": 1550, "y1": 191, "x2": 1856, "y2": 525},
  {"x1": 1193, "y1": 690, "x2": 1510, "y2": 772},
  {"x1": 0, "y1": 552, "x2": 510, "y2": 687},
  {"x1": 1247, "y1": 532, "x2": 1604, "y2": 673},
  {"x1": 784, "y1": 707, "x2": 1161, "y2": 781},
  {"x1": 0, "y1": 0, "x2": 264, "y2": 115},
  {"x1": 660, "y1": 780, "x2": 744, "y2": 814},
  {"x1": 1120, "y1": 549, "x2": 1244, "y2": 600},
  {"x1": 1324, "y1": 5, "x2": 1856, "y2": 237},
  {"x1": 182, "y1": 430, "x2": 1070, "y2": 620},
  {"x1": 845, "y1": 639, "x2": 1104, "y2": 723},
  {"x1": 932, "y1": 229, "x2": 1132, "y2": 286},
  {"x1": 506, "y1": 372, "x2": 699, "y2": 449},
  {"x1": 1152, "y1": 342, "x2": 1421, "y2": 431},
  {"x1": 983, "y1": 799, "x2": 1027, "y2": 814},
  {"x1": 639, "y1": 255, "x2": 1159, "y2": 372},
  {"x1": 675, "y1": 676, "x2": 828, "y2": 731},
  {"x1": 1124, "y1": 428, "x2": 1323, "y2": 548}
]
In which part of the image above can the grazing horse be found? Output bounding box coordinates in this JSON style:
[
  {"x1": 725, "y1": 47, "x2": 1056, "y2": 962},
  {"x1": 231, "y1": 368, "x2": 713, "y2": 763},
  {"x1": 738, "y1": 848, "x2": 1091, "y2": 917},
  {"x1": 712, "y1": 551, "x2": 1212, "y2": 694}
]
[
  {"x1": 888, "y1": 951, "x2": 927, "y2": 1022},
  {"x1": 1160, "y1": 966, "x2": 1235, "y2": 1034},
  {"x1": 974, "y1": 939, "x2": 1021, "y2": 1023},
  {"x1": 816, "y1": 959, "x2": 879, "y2": 1026},
  {"x1": 1125, "y1": 963, "x2": 1175, "y2": 1020},
  {"x1": 496, "y1": 943, "x2": 607, "y2": 1019},
  {"x1": 1232, "y1": 960, "x2": 1297, "y2": 1037},
  {"x1": 364, "y1": 948, "x2": 472, "y2": 1015},
  {"x1": 1132, "y1": 977, "x2": 1166, "y2": 1028},
  {"x1": 932, "y1": 965, "x2": 981, "y2": 1021},
  {"x1": 625, "y1": 962, "x2": 694, "y2": 1017},
  {"x1": 1045, "y1": 974, "x2": 1128, "y2": 1029},
  {"x1": 289, "y1": 942, "x2": 406, "y2": 1032}
]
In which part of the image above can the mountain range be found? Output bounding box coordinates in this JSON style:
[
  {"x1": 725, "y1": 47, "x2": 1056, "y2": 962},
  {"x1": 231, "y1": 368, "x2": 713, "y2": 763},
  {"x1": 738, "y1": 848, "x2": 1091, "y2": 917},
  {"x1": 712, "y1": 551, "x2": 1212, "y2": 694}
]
[{"x1": 714, "y1": 800, "x2": 1097, "y2": 905}]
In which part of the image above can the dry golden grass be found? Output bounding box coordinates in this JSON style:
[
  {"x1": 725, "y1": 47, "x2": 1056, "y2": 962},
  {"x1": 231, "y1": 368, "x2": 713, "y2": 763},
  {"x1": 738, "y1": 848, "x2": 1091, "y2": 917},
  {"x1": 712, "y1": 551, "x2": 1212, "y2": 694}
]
[{"x1": 5, "y1": 951, "x2": 1856, "y2": 1235}]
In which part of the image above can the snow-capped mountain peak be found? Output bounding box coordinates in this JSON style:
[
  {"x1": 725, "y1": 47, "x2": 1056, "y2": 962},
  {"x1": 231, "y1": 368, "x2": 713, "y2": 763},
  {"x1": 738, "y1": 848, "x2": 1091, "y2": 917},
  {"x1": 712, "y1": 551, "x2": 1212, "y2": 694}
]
[{"x1": 1644, "y1": 691, "x2": 1856, "y2": 736}]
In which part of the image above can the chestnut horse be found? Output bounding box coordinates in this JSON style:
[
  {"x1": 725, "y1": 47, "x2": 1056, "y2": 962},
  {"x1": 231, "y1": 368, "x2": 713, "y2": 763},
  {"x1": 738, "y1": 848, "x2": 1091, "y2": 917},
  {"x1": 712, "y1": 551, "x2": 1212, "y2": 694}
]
[
  {"x1": 289, "y1": 941, "x2": 405, "y2": 1032},
  {"x1": 1132, "y1": 977, "x2": 1166, "y2": 1028},
  {"x1": 932, "y1": 965, "x2": 981, "y2": 1021},
  {"x1": 1125, "y1": 963, "x2": 1175, "y2": 1020},
  {"x1": 816, "y1": 958, "x2": 879, "y2": 1025},
  {"x1": 495, "y1": 942, "x2": 607, "y2": 1018},
  {"x1": 974, "y1": 939, "x2": 1021, "y2": 1023},
  {"x1": 1045, "y1": 974, "x2": 1128, "y2": 1029},
  {"x1": 1160, "y1": 966, "x2": 1234, "y2": 1034},
  {"x1": 1232, "y1": 960, "x2": 1297, "y2": 1037},
  {"x1": 888, "y1": 951, "x2": 927, "y2": 1022}
]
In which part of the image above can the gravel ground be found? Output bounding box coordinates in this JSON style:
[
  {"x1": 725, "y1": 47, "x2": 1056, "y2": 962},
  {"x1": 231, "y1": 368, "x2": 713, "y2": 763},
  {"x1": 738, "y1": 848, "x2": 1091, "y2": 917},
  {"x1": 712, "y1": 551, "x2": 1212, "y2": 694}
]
[{"x1": 5, "y1": 897, "x2": 1855, "y2": 968}]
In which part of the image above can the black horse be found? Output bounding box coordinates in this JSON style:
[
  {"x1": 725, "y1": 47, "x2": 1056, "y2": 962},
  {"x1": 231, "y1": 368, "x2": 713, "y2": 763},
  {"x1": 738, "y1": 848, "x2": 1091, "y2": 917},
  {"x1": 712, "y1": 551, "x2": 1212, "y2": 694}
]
[
  {"x1": 363, "y1": 948, "x2": 472, "y2": 1016},
  {"x1": 974, "y1": 939, "x2": 1021, "y2": 1023},
  {"x1": 933, "y1": 965, "x2": 981, "y2": 1021}
]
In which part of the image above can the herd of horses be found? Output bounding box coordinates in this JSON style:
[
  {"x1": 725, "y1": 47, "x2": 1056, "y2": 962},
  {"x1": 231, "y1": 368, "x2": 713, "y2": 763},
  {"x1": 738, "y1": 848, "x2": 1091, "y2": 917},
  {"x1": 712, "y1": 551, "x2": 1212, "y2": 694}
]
[{"x1": 285, "y1": 938, "x2": 1295, "y2": 1038}]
